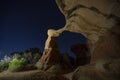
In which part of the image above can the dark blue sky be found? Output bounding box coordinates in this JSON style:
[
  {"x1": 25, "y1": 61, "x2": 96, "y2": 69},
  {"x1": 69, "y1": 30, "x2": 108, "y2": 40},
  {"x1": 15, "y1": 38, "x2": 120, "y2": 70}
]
[{"x1": 0, "y1": 0, "x2": 86, "y2": 59}]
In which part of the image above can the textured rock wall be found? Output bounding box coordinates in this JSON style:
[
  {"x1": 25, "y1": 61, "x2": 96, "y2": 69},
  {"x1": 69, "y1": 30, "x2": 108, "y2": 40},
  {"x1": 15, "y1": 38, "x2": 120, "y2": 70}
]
[
  {"x1": 56, "y1": 0, "x2": 120, "y2": 47},
  {"x1": 37, "y1": 0, "x2": 120, "y2": 78},
  {"x1": 55, "y1": 0, "x2": 120, "y2": 80},
  {"x1": 36, "y1": 29, "x2": 73, "y2": 73},
  {"x1": 36, "y1": 29, "x2": 61, "y2": 70}
]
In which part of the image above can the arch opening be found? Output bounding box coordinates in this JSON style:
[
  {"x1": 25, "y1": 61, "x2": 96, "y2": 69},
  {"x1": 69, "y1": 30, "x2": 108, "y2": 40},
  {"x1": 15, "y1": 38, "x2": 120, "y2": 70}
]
[{"x1": 57, "y1": 31, "x2": 91, "y2": 66}]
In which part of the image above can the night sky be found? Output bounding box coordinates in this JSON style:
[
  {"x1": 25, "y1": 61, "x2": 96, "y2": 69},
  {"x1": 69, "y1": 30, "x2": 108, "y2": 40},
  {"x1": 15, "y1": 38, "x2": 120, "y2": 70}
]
[{"x1": 0, "y1": 0, "x2": 86, "y2": 59}]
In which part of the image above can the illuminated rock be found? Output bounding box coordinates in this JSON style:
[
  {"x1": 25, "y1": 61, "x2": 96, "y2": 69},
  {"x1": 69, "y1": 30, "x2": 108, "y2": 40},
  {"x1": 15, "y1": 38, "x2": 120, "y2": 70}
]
[
  {"x1": 37, "y1": 0, "x2": 120, "y2": 78},
  {"x1": 55, "y1": 0, "x2": 120, "y2": 80},
  {"x1": 37, "y1": 35, "x2": 61, "y2": 70}
]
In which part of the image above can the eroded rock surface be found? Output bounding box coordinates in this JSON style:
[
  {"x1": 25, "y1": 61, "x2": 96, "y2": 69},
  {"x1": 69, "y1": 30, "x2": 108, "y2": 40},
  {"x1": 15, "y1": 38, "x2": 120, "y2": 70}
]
[
  {"x1": 36, "y1": 36, "x2": 61, "y2": 71},
  {"x1": 36, "y1": 29, "x2": 73, "y2": 74},
  {"x1": 56, "y1": 0, "x2": 120, "y2": 46},
  {"x1": 37, "y1": 0, "x2": 120, "y2": 79},
  {"x1": 55, "y1": 0, "x2": 120, "y2": 80},
  {"x1": 92, "y1": 24, "x2": 120, "y2": 62}
]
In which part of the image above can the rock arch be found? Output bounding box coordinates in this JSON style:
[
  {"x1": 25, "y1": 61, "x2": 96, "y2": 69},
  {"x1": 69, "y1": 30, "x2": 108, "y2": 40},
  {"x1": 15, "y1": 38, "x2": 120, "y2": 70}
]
[{"x1": 37, "y1": 0, "x2": 120, "y2": 79}]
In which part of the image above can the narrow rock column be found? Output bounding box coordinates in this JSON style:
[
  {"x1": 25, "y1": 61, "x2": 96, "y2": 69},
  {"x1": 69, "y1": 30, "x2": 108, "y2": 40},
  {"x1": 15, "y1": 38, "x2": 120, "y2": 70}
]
[{"x1": 36, "y1": 29, "x2": 64, "y2": 71}]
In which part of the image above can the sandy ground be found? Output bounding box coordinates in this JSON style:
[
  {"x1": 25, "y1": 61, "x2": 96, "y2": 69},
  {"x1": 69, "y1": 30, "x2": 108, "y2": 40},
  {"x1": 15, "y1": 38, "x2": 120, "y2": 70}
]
[
  {"x1": 63, "y1": 72, "x2": 73, "y2": 80},
  {"x1": 0, "y1": 70, "x2": 43, "y2": 80},
  {"x1": 0, "y1": 70, "x2": 72, "y2": 80}
]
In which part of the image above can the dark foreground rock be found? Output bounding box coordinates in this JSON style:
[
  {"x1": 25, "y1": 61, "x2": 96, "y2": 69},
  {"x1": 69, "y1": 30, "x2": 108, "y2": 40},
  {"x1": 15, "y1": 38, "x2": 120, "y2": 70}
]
[
  {"x1": 71, "y1": 43, "x2": 90, "y2": 66},
  {"x1": 72, "y1": 24, "x2": 120, "y2": 80}
]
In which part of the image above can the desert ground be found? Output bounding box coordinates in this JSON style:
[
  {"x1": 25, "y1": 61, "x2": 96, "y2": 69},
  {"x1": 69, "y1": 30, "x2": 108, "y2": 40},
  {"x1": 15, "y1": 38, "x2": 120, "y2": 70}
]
[{"x1": 0, "y1": 70, "x2": 72, "y2": 80}]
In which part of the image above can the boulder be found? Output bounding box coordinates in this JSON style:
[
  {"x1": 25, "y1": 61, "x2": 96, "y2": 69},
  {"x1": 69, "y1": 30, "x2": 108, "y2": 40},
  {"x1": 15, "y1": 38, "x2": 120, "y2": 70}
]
[{"x1": 71, "y1": 44, "x2": 90, "y2": 66}]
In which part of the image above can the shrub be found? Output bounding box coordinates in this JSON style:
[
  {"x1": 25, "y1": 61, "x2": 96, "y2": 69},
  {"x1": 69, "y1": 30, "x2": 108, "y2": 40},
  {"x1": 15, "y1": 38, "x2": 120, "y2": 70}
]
[
  {"x1": 0, "y1": 55, "x2": 12, "y2": 72},
  {"x1": 22, "y1": 48, "x2": 41, "y2": 64},
  {"x1": 11, "y1": 52, "x2": 21, "y2": 59},
  {"x1": 8, "y1": 58, "x2": 27, "y2": 72},
  {"x1": 0, "y1": 48, "x2": 41, "y2": 72},
  {"x1": 0, "y1": 62, "x2": 4, "y2": 72}
]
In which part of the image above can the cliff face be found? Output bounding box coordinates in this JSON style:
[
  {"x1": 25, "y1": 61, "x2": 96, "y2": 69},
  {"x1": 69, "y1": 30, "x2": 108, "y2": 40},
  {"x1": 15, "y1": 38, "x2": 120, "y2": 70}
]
[{"x1": 55, "y1": 0, "x2": 120, "y2": 80}]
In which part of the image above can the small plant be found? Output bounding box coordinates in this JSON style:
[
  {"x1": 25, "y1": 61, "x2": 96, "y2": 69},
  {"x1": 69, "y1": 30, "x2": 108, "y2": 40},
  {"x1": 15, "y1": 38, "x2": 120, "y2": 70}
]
[{"x1": 8, "y1": 58, "x2": 27, "y2": 72}]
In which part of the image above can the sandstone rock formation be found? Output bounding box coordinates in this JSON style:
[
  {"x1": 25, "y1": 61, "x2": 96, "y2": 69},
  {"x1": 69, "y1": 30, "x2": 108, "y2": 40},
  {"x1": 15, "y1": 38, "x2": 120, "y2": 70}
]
[
  {"x1": 37, "y1": 0, "x2": 120, "y2": 79},
  {"x1": 60, "y1": 53, "x2": 73, "y2": 68},
  {"x1": 36, "y1": 29, "x2": 73, "y2": 73},
  {"x1": 92, "y1": 24, "x2": 120, "y2": 62},
  {"x1": 36, "y1": 35, "x2": 61, "y2": 70},
  {"x1": 54, "y1": 0, "x2": 120, "y2": 80},
  {"x1": 72, "y1": 22, "x2": 120, "y2": 79},
  {"x1": 60, "y1": 53, "x2": 74, "y2": 73},
  {"x1": 71, "y1": 43, "x2": 90, "y2": 66},
  {"x1": 56, "y1": 0, "x2": 120, "y2": 51}
]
